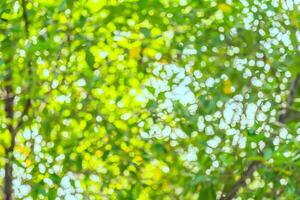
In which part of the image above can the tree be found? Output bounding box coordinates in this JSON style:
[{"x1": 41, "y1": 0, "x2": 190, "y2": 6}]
[{"x1": 0, "y1": 0, "x2": 300, "y2": 199}]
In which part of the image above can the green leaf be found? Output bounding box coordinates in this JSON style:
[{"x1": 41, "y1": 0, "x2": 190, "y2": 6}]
[
  {"x1": 199, "y1": 185, "x2": 216, "y2": 200},
  {"x1": 85, "y1": 49, "x2": 95, "y2": 68},
  {"x1": 146, "y1": 100, "x2": 158, "y2": 110},
  {"x1": 48, "y1": 188, "x2": 57, "y2": 199},
  {"x1": 140, "y1": 27, "x2": 150, "y2": 37},
  {"x1": 264, "y1": 148, "x2": 273, "y2": 160}
]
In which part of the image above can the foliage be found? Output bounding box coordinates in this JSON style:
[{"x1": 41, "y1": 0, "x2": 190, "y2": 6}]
[{"x1": 0, "y1": 0, "x2": 300, "y2": 199}]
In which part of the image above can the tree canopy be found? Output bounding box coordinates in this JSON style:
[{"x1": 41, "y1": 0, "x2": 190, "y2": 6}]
[{"x1": 0, "y1": 0, "x2": 300, "y2": 199}]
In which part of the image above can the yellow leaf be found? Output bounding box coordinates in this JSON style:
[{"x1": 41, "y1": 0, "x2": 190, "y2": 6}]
[
  {"x1": 130, "y1": 46, "x2": 141, "y2": 59},
  {"x1": 160, "y1": 59, "x2": 168, "y2": 64},
  {"x1": 95, "y1": 150, "x2": 103, "y2": 157},
  {"x1": 109, "y1": 155, "x2": 120, "y2": 162},
  {"x1": 290, "y1": 14, "x2": 299, "y2": 27},
  {"x1": 129, "y1": 78, "x2": 139, "y2": 87},
  {"x1": 223, "y1": 79, "x2": 233, "y2": 95},
  {"x1": 162, "y1": 181, "x2": 170, "y2": 192},
  {"x1": 133, "y1": 155, "x2": 143, "y2": 164},
  {"x1": 0, "y1": 145, "x2": 5, "y2": 155},
  {"x1": 143, "y1": 48, "x2": 156, "y2": 58},
  {"x1": 120, "y1": 142, "x2": 130, "y2": 153},
  {"x1": 114, "y1": 120, "x2": 128, "y2": 131},
  {"x1": 25, "y1": 160, "x2": 32, "y2": 167},
  {"x1": 218, "y1": 3, "x2": 232, "y2": 13}
]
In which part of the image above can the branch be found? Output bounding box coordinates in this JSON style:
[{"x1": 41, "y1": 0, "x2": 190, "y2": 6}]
[
  {"x1": 221, "y1": 73, "x2": 300, "y2": 200},
  {"x1": 279, "y1": 73, "x2": 300, "y2": 123},
  {"x1": 21, "y1": 0, "x2": 29, "y2": 35},
  {"x1": 284, "y1": 109, "x2": 300, "y2": 122},
  {"x1": 16, "y1": 0, "x2": 32, "y2": 130},
  {"x1": 220, "y1": 161, "x2": 260, "y2": 200},
  {"x1": 4, "y1": 68, "x2": 16, "y2": 151}
]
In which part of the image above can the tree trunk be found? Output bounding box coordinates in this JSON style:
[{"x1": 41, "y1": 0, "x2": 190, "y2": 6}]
[
  {"x1": 3, "y1": 68, "x2": 15, "y2": 200},
  {"x1": 3, "y1": 132, "x2": 16, "y2": 200},
  {"x1": 4, "y1": 149, "x2": 13, "y2": 200}
]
